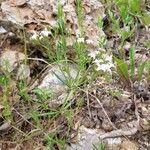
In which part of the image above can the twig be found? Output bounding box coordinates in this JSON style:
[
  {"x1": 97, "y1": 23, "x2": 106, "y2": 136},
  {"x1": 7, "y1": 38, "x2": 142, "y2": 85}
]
[
  {"x1": 99, "y1": 127, "x2": 138, "y2": 139},
  {"x1": 0, "y1": 34, "x2": 8, "y2": 48},
  {"x1": 0, "y1": 141, "x2": 17, "y2": 144},
  {"x1": 86, "y1": 85, "x2": 92, "y2": 119},
  {"x1": 88, "y1": 92, "x2": 117, "y2": 130},
  {"x1": 27, "y1": 57, "x2": 50, "y2": 65},
  {"x1": 133, "y1": 94, "x2": 140, "y2": 128},
  {"x1": 98, "y1": 94, "x2": 139, "y2": 139},
  {"x1": 80, "y1": 88, "x2": 138, "y2": 140}
]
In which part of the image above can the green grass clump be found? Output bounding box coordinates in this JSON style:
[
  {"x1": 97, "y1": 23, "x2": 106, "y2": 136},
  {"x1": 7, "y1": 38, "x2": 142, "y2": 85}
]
[{"x1": 0, "y1": 0, "x2": 149, "y2": 149}]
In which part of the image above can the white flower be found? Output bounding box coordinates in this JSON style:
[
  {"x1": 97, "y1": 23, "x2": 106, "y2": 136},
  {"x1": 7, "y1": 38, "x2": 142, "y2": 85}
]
[
  {"x1": 77, "y1": 37, "x2": 84, "y2": 43},
  {"x1": 104, "y1": 55, "x2": 113, "y2": 62},
  {"x1": 60, "y1": 0, "x2": 66, "y2": 5},
  {"x1": 40, "y1": 30, "x2": 51, "y2": 37},
  {"x1": 39, "y1": 28, "x2": 51, "y2": 39},
  {"x1": 96, "y1": 63, "x2": 114, "y2": 73},
  {"x1": 30, "y1": 32, "x2": 38, "y2": 40},
  {"x1": 76, "y1": 29, "x2": 81, "y2": 38},
  {"x1": 88, "y1": 51, "x2": 99, "y2": 59},
  {"x1": 93, "y1": 59, "x2": 103, "y2": 65},
  {"x1": 98, "y1": 48, "x2": 106, "y2": 52},
  {"x1": 86, "y1": 39, "x2": 94, "y2": 45},
  {"x1": 91, "y1": 51, "x2": 114, "y2": 73}
]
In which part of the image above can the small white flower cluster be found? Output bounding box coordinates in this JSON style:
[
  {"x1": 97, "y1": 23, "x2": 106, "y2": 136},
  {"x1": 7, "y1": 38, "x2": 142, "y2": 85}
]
[
  {"x1": 30, "y1": 28, "x2": 51, "y2": 40},
  {"x1": 77, "y1": 37, "x2": 84, "y2": 43},
  {"x1": 88, "y1": 49, "x2": 114, "y2": 73},
  {"x1": 76, "y1": 29, "x2": 95, "y2": 45},
  {"x1": 76, "y1": 29, "x2": 85, "y2": 43},
  {"x1": 76, "y1": 37, "x2": 95, "y2": 45}
]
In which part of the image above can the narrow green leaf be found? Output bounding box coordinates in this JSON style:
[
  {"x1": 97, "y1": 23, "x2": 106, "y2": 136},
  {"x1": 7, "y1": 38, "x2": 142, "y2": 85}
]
[
  {"x1": 141, "y1": 12, "x2": 150, "y2": 26},
  {"x1": 129, "y1": 47, "x2": 135, "y2": 77},
  {"x1": 138, "y1": 61, "x2": 146, "y2": 81},
  {"x1": 115, "y1": 57, "x2": 129, "y2": 81}
]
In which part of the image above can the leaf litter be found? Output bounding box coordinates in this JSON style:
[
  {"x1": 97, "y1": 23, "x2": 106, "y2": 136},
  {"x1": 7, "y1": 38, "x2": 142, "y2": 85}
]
[{"x1": 0, "y1": 0, "x2": 150, "y2": 149}]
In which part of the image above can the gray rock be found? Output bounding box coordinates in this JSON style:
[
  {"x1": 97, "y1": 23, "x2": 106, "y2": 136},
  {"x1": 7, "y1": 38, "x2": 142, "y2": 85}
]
[
  {"x1": 37, "y1": 64, "x2": 78, "y2": 107},
  {"x1": 38, "y1": 64, "x2": 77, "y2": 93},
  {"x1": 17, "y1": 64, "x2": 30, "y2": 80},
  {"x1": 66, "y1": 126, "x2": 122, "y2": 150},
  {"x1": 0, "y1": 50, "x2": 25, "y2": 72}
]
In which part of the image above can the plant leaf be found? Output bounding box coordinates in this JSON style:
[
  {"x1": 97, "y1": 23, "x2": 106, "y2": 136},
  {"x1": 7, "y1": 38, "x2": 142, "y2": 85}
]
[
  {"x1": 129, "y1": 46, "x2": 135, "y2": 78},
  {"x1": 115, "y1": 57, "x2": 130, "y2": 82},
  {"x1": 138, "y1": 61, "x2": 146, "y2": 81},
  {"x1": 141, "y1": 12, "x2": 150, "y2": 26}
]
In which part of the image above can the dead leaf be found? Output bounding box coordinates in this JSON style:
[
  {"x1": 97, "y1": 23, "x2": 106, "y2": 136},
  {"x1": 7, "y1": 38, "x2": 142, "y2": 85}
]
[{"x1": 120, "y1": 140, "x2": 139, "y2": 150}]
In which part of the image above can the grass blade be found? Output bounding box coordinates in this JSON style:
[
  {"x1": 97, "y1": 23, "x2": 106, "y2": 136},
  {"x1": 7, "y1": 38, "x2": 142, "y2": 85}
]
[
  {"x1": 115, "y1": 57, "x2": 130, "y2": 82},
  {"x1": 129, "y1": 46, "x2": 135, "y2": 78},
  {"x1": 138, "y1": 61, "x2": 146, "y2": 81}
]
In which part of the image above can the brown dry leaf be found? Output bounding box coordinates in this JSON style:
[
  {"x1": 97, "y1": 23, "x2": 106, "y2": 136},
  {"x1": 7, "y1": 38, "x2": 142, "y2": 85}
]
[
  {"x1": 35, "y1": 9, "x2": 57, "y2": 26},
  {"x1": 25, "y1": 23, "x2": 39, "y2": 32},
  {"x1": 83, "y1": 0, "x2": 105, "y2": 20},
  {"x1": 140, "y1": 118, "x2": 150, "y2": 131},
  {"x1": 120, "y1": 140, "x2": 139, "y2": 150},
  {"x1": 135, "y1": 53, "x2": 148, "y2": 64},
  {"x1": 84, "y1": 17, "x2": 105, "y2": 47},
  {"x1": 82, "y1": 0, "x2": 105, "y2": 47}
]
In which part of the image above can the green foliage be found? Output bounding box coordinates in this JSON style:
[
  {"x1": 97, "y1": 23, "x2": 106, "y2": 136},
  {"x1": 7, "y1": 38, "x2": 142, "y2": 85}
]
[
  {"x1": 115, "y1": 0, "x2": 142, "y2": 16},
  {"x1": 98, "y1": 36, "x2": 107, "y2": 48},
  {"x1": 57, "y1": 2, "x2": 66, "y2": 35},
  {"x1": 141, "y1": 12, "x2": 150, "y2": 26},
  {"x1": 138, "y1": 61, "x2": 147, "y2": 81},
  {"x1": 93, "y1": 142, "x2": 105, "y2": 150},
  {"x1": 108, "y1": 89, "x2": 122, "y2": 97},
  {"x1": 56, "y1": 2, "x2": 68, "y2": 61},
  {"x1": 32, "y1": 34, "x2": 55, "y2": 61},
  {"x1": 115, "y1": 51, "x2": 150, "y2": 83},
  {"x1": 137, "y1": 60, "x2": 150, "y2": 81},
  {"x1": 108, "y1": 9, "x2": 133, "y2": 49},
  {"x1": 145, "y1": 39, "x2": 150, "y2": 49},
  {"x1": 145, "y1": 60, "x2": 150, "y2": 80},
  {"x1": 45, "y1": 133, "x2": 66, "y2": 150},
  {"x1": 0, "y1": 74, "x2": 9, "y2": 86},
  {"x1": 76, "y1": 0, "x2": 84, "y2": 30},
  {"x1": 0, "y1": 74, "x2": 12, "y2": 120},
  {"x1": 2, "y1": 0, "x2": 149, "y2": 148},
  {"x1": 128, "y1": 0, "x2": 141, "y2": 15},
  {"x1": 121, "y1": 26, "x2": 133, "y2": 42},
  {"x1": 115, "y1": 57, "x2": 130, "y2": 82},
  {"x1": 29, "y1": 110, "x2": 41, "y2": 128},
  {"x1": 73, "y1": 41, "x2": 89, "y2": 70},
  {"x1": 17, "y1": 81, "x2": 30, "y2": 102},
  {"x1": 97, "y1": 16, "x2": 104, "y2": 29},
  {"x1": 33, "y1": 88, "x2": 53, "y2": 101},
  {"x1": 108, "y1": 0, "x2": 149, "y2": 83},
  {"x1": 108, "y1": 10, "x2": 120, "y2": 33},
  {"x1": 129, "y1": 46, "x2": 135, "y2": 78}
]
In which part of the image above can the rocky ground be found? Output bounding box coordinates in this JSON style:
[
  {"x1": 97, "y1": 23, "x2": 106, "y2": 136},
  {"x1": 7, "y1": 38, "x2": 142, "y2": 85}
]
[{"x1": 0, "y1": 0, "x2": 150, "y2": 150}]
